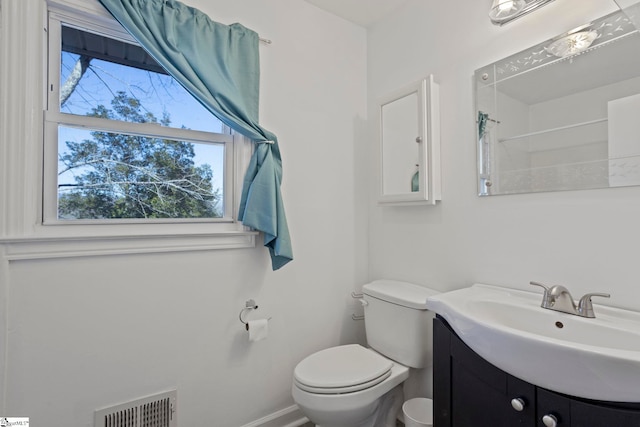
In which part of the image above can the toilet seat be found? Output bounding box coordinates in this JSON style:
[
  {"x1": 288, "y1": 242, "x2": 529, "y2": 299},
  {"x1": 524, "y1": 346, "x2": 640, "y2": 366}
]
[
  {"x1": 293, "y1": 344, "x2": 393, "y2": 394},
  {"x1": 294, "y1": 369, "x2": 392, "y2": 394}
]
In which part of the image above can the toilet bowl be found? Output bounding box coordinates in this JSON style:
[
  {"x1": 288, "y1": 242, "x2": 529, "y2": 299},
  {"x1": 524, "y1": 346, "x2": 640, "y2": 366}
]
[
  {"x1": 292, "y1": 344, "x2": 409, "y2": 427},
  {"x1": 291, "y1": 280, "x2": 438, "y2": 427}
]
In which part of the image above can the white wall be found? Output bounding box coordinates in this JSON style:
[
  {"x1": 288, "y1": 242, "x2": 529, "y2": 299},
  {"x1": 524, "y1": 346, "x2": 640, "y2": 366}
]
[
  {"x1": 367, "y1": 0, "x2": 640, "y2": 313},
  {"x1": 0, "y1": 0, "x2": 368, "y2": 425}
]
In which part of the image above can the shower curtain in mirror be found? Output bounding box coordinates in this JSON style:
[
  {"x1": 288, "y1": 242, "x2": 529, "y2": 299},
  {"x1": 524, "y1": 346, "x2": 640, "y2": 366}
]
[{"x1": 478, "y1": 111, "x2": 491, "y2": 195}]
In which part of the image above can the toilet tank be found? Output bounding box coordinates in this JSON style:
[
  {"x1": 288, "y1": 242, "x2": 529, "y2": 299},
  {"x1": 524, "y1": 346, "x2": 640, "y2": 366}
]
[{"x1": 362, "y1": 280, "x2": 438, "y2": 369}]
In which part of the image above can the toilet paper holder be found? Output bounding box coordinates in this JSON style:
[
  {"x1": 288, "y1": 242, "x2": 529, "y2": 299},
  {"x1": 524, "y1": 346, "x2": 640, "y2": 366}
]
[{"x1": 239, "y1": 299, "x2": 271, "y2": 331}]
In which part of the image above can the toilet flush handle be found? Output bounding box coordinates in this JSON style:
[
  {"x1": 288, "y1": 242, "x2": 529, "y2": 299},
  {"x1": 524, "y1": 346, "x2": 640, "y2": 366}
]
[{"x1": 359, "y1": 299, "x2": 369, "y2": 307}]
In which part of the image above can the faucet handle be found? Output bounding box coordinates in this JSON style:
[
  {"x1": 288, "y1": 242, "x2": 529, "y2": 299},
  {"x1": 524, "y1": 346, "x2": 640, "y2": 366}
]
[
  {"x1": 577, "y1": 292, "x2": 610, "y2": 318},
  {"x1": 530, "y1": 281, "x2": 553, "y2": 308},
  {"x1": 529, "y1": 281, "x2": 550, "y2": 292}
]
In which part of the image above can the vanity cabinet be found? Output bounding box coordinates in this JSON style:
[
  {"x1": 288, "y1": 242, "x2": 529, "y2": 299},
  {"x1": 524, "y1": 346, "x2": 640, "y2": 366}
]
[{"x1": 434, "y1": 316, "x2": 640, "y2": 427}]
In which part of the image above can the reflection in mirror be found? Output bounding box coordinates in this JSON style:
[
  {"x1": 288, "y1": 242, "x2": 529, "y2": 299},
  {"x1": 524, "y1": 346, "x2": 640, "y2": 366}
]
[
  {"x1": 381, "y1": 91, "x2": 420, "y2": 195},
  {"x1": 476, "y1": 9, "x2": 640, "y2": 196},
  {"x1": 379, "y1": 76, "x2": 441, "y2": 205}
]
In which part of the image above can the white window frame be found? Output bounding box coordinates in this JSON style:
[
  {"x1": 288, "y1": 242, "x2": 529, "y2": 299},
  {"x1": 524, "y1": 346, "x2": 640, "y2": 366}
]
[{"x1": 0, "y1": 0, "x2": 256, "y2": 260}]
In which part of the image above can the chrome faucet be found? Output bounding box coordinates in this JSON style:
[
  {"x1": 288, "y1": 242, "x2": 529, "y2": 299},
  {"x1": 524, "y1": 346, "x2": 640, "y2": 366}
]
[{"x1": 530, "y1": 281, "x2": 610, "y2": 318}]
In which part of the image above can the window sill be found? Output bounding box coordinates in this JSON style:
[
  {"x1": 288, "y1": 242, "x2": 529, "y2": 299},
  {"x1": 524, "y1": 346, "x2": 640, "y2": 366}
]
[{"x1": 0, "y1": 229, "x2": 258, "y2": 261}]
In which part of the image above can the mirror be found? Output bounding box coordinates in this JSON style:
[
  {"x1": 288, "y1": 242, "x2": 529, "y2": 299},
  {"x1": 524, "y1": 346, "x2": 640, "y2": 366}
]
[
  {"x1": 379, "y1": 75, "x2": 441, "y2": 205},
  {"x1": 475, "y1": 9, "x2": 640, "y2": 196}
]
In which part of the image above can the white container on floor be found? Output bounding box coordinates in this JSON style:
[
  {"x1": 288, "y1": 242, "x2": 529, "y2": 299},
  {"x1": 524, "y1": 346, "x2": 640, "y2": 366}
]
[{"x1": 402, "y1": 398, "x2": 433, "y2": 427}]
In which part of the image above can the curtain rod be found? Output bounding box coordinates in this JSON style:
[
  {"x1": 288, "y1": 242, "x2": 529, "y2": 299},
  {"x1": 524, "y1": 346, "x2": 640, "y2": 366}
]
[{"x1": 498, "y1": 117, "x2": 607, "y2": 143}]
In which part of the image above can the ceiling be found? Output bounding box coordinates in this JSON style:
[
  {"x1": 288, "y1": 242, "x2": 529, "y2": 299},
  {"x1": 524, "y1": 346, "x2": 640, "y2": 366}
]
[{"x1": 303, "y1": 0, "x2": 411, "y2": 27}]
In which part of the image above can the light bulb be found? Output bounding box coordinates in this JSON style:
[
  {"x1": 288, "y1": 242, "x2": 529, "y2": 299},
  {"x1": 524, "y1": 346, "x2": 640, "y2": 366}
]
[
  {"x1": 545, "y1": 30, "x2": 598, "y2": 58},
  {"x1": 499, "y1": 1, "x2": 515, "y2": 11},
  {"x1": 489, "y1": 0, "x2": 526, "y2": 23}
]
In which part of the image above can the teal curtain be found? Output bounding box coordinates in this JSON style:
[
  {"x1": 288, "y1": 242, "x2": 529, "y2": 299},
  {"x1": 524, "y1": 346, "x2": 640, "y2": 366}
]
[{"x1": 98, "y1": 0, "x2": 292, "y2": 270}]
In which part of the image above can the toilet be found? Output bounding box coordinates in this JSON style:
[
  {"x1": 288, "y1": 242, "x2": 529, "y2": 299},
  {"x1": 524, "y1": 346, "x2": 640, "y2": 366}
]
[{"x1": 292, "y1": 280, "x2": 438, "y2": 427}]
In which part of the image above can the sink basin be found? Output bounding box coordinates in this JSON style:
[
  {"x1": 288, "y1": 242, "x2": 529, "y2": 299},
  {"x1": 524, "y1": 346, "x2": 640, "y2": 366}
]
[{"x1": 426, "y1": 283, "x2": 640, "y2": 402}]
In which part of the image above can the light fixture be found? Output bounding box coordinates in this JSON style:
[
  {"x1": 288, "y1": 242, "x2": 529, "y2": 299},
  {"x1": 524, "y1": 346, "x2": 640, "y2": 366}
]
[
  {"x1": 545, "y1": 26, "x2": 599, "y2": 58},
  {"x1": 489, "y1": 0, "x2": 556, "y2": 26}
]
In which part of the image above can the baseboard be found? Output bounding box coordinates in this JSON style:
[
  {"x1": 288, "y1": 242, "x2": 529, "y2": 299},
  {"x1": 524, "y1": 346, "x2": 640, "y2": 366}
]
[{"x1": 239, "y1": 404, "x2": 310, "y2": 427}]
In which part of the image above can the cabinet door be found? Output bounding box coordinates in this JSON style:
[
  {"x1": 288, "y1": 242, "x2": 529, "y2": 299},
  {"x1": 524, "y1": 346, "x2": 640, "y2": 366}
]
[
  {"x1": 539, "y1": 388, "x2": 640, "y2": 427},
  {"x1": 434, "y1": 317, "x2": 452, "y2": 427},
  {"x1": 434, "y1": 317, "x2": 535, "y2": 427},
  {"x1": 572, "y1": 400, "x2": 640, "y2": 427},
  {"x1": 538, "y1": 388, "x2": 571, "y2": 426}
]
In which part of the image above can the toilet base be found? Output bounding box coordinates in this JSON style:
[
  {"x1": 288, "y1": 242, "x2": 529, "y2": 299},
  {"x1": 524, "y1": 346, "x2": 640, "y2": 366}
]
[
  {"x1": 292, "y1": 349, "x2": 410, "y2": 427},
  {"x1": 296, "y1": 384, "x2": 404, "y2": 427}
]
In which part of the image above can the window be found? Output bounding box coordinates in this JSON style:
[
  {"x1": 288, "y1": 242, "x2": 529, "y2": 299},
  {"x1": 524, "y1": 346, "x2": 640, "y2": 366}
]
[
  {"x1": 0, "y1": 0, "x2": 256, "y2": 258},
  {"x1": 44, "y1": 9, "x2": 238, "y2": 224}
]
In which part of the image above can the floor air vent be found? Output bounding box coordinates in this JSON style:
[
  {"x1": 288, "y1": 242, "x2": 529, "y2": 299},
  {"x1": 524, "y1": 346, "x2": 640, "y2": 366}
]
[{"x1": 94, "y1": 390, "x2": 177, "y2": 427}]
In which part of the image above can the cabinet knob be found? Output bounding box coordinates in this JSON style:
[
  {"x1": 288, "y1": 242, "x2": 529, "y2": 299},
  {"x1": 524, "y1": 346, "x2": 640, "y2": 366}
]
[
  {"x1": 510, "y1": 398, "x2": 525, "y2": 411},
  {"x1": 542, "y1": 414, "x2": 558, "y2": 427}
]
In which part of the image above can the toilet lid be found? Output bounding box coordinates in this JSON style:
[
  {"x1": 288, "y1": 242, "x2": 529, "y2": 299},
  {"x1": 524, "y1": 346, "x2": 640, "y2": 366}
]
[{"x1": 293, "y1": 344, "x2": 393, "y2": 393}]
